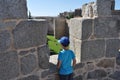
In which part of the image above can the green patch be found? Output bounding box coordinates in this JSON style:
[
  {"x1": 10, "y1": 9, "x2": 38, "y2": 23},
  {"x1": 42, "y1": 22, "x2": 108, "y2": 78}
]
[{"x1": 47, "y1": 35, "x2": 62, "y2": 55}]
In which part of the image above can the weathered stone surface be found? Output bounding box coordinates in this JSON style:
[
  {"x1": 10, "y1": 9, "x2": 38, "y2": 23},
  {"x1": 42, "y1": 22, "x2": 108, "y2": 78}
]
[
  {"x1": 47, "y1": 74, "x2": 56, "y2": 80},
  {"x1": 0, "y1": 30, "x2": 11, "y2": 52},
  {"x1": 37, "y1": 45, "x2": 50, "y2": 69},
  {"x1": 74, "y1": 8, "x2": 82, "y2": 17},
  {"x1": 103, "y1": 78, "x2": 113, "y2": 80},
  {"x1": 69, "y1": 36, "x2": 75, "y2": 52},
  {"x1": 19, "y1": 48, "x2": 36, "y2": 56},
  {"x1": 82, "y1": 2, "x2": 96, "y2": 17},
  {"x1": 0, "y1": 0, "x2": 27, "y2": 19},
  {"x1": 82, "y1": 18, "x2": 93, "y2": 40},
  {"x1": 97, "y1": 0, "x2": 112, "y2": 17},
  {"x1": 19, "y1": 50, "x2": 29, "y2": 56},
  {"x1": 69, "y1": 18, "x2": 82, "y2": 40},
  {"x1": 74, "y1": 75, "x2": 83, "y2": 80},
  {"x1": 87, "y1": 69, "x2": 107, "y2": 79},
  {"x1": 69, "y1": 18, "x2": 92, "y2": 40},
  {"x1": 0, "y1": 20, "x2": 17, "y2": 29},
  {"x1": 18, "y1": 75, "x2": 39, "y2": 80},
  {"x1": 21, "y1": 54, "x2": 37, "y2": 75},
  {"x1": 49, "y1": 63, "x2": 57, "y2": 74},
  {"x1": 106, "y1": 39, "x2": 120, "y2": 57},
  {"x1": 41, "y1": 64, "x2": 57, "y2": 78},
  {"x1": 97, "y1": 59, "x2": 115, "y2": 68},
  {"x1": 0, "y1": 51, "x2": 19, "y2": 80},
  {"x1": 116, "y1": 53, "x2": 120, "y2": 65},
  {"x1": 109, "y1": 71, "x2": 120, "y2": 80},
  {"x1": 54, "y1": 18, "x2": 67, "y2": 39},
  {"x1": 74, "y1": 39, "x2": 81, "y2": 62},
  {"x1": 13, "y1": 20, "x2": 48, "y2": 49},
  {"x1": 85, "y1": 62, "x2": 95, "y2": 71},
  {"x1": 41, "y1": 70, "x2": 49, "y2": 78},
  {"x1": 81, "y1": 40, "x2": 105, "y2": 61},
  {"x1": 74, "y1": 63, "x2": 85, "y2": 70},
  {"x1": 94, "y1": 17, "x2": 118, "y2": 38}
]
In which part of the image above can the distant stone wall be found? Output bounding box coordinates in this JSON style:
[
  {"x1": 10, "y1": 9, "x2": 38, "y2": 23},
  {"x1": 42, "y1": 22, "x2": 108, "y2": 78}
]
[
  {"x1": 82, "y1": 2, "x2": 97, "y2": 17},
  {"x1": 35, "y1": 17, "x2": 69, "y2": 39},
  {"x1": 74, "y1": 8, "x2": 82, "y2": 17},
  {"x1": 82, "y1": 0, "x2": 116, "y2": 18},
  {"x1": 54, "y1": 17, "x2": 69, "y2": 39}
]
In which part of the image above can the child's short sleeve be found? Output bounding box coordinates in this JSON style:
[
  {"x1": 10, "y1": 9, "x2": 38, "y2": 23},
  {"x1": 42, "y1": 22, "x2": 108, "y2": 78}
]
[
  {"x1": 71, "y1": 51, "x2": 75, "y2": 59},
  {"x1": 58, "y1": 52, "x2": 63, "y2": 61}
]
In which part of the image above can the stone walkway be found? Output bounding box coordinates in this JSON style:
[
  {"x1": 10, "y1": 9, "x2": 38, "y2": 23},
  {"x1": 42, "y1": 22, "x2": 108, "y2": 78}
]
[{"x1": 49, "y1": 55, "x2": 58, "y2": 65}]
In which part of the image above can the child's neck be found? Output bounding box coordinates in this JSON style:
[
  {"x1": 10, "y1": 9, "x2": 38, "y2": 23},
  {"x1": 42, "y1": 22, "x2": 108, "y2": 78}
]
[{"x1": 63, "y1": 47, "x2": 69, "y2": 50}]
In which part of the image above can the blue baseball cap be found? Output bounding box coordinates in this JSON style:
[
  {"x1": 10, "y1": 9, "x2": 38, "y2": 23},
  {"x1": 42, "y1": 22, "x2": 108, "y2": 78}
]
[{"x1": 58, "y1": 36, "x2": 70, "y2": 47}]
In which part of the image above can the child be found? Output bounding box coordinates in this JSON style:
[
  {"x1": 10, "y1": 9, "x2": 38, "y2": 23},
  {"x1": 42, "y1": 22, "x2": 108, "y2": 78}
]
[{"x1": 57, "y1": 36, "x2": 76, "y2": 80}]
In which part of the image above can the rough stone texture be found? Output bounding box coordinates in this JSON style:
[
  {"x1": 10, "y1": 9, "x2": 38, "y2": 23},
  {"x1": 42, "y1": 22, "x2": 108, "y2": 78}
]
[
  {"x1": 74, "y1": 63, "x2": 85, "y2": 70},
  {"x1": 37, "y1": 45, "x2": 50, "y2": 69},
  {"x1": 94, "y1": 17, "x2": 118, "y2": 38},
  {"x1": 19, "y1": 50, "x2": 29, "y2": 56},
  {"x1": 74, "y1": 39, "x2": 81, "y2": 62},
  {"x1": 87, "y1": 69, "x2": 107, "y2": 79},
  {"x1": 18, "y1": 75, "x2": 39, "y2": 80},
  {"x1": 70, "y1": 18, "x2": 93, "y2": 40},
  {"x1": 74, "y1": 75, "x2": 83, "y2": 80},
  {"x1": 35, "y1": 17, "x2": 56, "y2": 35},
  {"x1": 0, "y1": 51, "x2": 19, "y2": 80},
  {"x1": 13, "y1": 20, "x2": 48, "y2": 49},
  {"x1": 54, "y1": 18, "x2": 68, "y2": 39},
  {"x1": 74, "y1": 8, "x2": 82, "y2": 17},
  {"x1": 69, "y1": 36, "x2": 75, "y2": 52},
  {"x1": 103, "y1": 78, "x2": 113, "y2": 80},
  {"x1": 82, "y1": 2, "x2": 96, "y2": 17},
  {"x1": 109, "y1": 71, "x2": 120, "y2": 80},
  {"x1": 69, "y1": 18, "x2": 82, "y2": 40},
  {"x1": 96, "y1": 0, "x2": 112, "y2": 17},
  {"x1": 96, "y1": 59, "x2": 115, "y2": 68},
  {"x1": 106, "y1": 39, "x2": 120, "y2": 57},
  {"x1": 81, "y1": 40, "x2": 105, "y2": 61},
  {"x1": 0, "y1": 30, "x2": 11, "y2": 52},
  {"x1": 0, "y1": 20, "x2": 17, "y2": 29},
  {"x1": 82, "y1": 18, "x2": 93, "y2": 40},
  {"x1": 85, "y1": 62, "x2": 95, "y2": 71},
  {"x1": 116, "y1": 53, "x2": 120, "y2": 65},
  {"x1": 0, "y1": 0, "x2": 27, "y2": 19},
  {"x1": 41, "y1": 70, "x2": 49, "y2": 78},
  {"x1": 21, "y1": 54, "x2": 37, "y2": 75},
  {"x1": 19, "y1": 48, "x2": 36, "y2": 56}
]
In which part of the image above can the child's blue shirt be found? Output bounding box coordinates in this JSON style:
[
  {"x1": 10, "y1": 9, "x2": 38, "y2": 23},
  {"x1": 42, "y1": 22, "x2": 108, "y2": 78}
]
[{"x1": 58, "y1": 49, "x2": 75, "y2": 75}]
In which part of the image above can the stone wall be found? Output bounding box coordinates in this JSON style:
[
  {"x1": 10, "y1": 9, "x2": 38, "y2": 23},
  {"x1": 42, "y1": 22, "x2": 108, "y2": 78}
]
[
  {"x1": 82, "y1": 0, "x2": 116, "y2": 18},
  {"x1": 0, "y1": 0, "x2": 56, "y2": 80},
  {"x1": 1, "y1": 0, "x2": 120, "y2": 80},
  {"x1": 69, "y1": 0, "x2": 120, "y2": 79},
  {"x1": 54, "y1": 17, "x2": 69, "y2": 39},
  {"x1": 35, "y1": 17, "x2": 69, "y2": 39},
  {"x1": 35, "y1": 16, "x2": 56, "y2": 35},
  {"x1": 0, "y1": 19, "x2": 54, "y2": 80}
]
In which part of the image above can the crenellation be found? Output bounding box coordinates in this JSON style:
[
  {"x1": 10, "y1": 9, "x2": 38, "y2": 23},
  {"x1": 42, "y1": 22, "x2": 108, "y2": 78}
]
[
  {"x1": 69, "y1": 0, "x2": 120, "y2": 79},
  {"x1": 0, "y1": 0, "x2": 120, "y2": 80}
]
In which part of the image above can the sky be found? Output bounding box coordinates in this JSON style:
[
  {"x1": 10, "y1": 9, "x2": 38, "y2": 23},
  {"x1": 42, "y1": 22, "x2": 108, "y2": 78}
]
[{"x1": 27, "y1": 0, "x2": 120, "y2": 16}]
